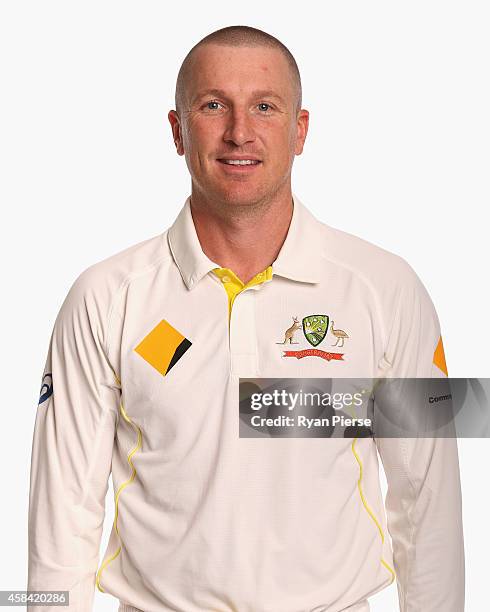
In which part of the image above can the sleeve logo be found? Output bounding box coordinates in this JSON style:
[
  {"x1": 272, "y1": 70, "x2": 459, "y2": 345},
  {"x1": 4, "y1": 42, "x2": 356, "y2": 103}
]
[
  {"x1": 38, "y1": 373, "x2": 53, "y2": 405},
  {"x1": 432, "y1": 335, "x2": 448, "y2": 376}
]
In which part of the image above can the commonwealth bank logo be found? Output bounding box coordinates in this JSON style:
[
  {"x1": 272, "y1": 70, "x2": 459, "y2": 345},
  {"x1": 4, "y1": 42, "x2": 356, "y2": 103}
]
[
  {"x1": 432, "y1": 335, "x2": 448, "y2": 376},
  {"x1": 134, "y1": 319, "x2": 191, "y2": 376}
]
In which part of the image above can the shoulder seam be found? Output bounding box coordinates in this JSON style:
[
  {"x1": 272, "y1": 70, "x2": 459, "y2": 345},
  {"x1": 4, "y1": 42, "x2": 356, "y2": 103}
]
[
  {"x1": 381, "y1": 281, "x2": 404, "y2": 370},
  {"x1": 104, "y1": 241, "x2": 172, "y2": 371},
  {"x1": 317, "y1": 252, "x2": 390, "y2": 353}
]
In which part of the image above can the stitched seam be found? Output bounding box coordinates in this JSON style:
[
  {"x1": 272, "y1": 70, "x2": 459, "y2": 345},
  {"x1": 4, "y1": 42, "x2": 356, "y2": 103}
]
[
  {"x1": 400, "y1": 436, "x2": 418, "y2": 609},
  {"x1": 316, "y1": 251, "x2": 391, "y2": 358},
  {"x1": 105, "y1": 248, "x2": 173, "y2": 365},
  {"x1": 351, "y1": 437, "x2": 397, "y2": 586},
  {"x1": 75, "y1": 404, "x2": 117, "y2": 599},
  {"x1": 95, "y1": 395, "x2": 142, "y2": 592},
  {"x1": 380, "y1": 282, "x2": 404, "y2": 370}
]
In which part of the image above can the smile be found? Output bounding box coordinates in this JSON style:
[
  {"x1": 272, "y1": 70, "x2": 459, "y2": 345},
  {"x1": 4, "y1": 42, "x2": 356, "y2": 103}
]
[{"x1": 218, "y1": 159, "x2": 261, "y2": 165}]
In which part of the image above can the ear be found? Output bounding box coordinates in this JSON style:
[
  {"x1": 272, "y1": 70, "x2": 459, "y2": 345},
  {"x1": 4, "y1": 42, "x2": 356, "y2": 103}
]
[
  {"x1": 168, "y1": 110, "x2": 185, "y2": 156},
  {"x1": 294, "y1": 109, "x2": 309, "y2": 156}
]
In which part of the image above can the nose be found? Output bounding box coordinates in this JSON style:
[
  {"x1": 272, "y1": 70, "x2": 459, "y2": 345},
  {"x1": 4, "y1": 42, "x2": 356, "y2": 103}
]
[{"x1": 223, "y1": 107, "x2": 256, "y2": 147}]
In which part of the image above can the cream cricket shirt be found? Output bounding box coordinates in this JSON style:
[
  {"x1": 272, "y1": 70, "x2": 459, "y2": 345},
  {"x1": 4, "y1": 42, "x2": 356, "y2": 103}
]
[{"x1": 28, "y1": 194, "x2": 464, "y2": 612}]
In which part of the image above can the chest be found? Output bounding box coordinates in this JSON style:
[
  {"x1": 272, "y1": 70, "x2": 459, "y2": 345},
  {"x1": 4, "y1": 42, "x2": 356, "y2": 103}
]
[{"x1": 118, "y1": 274, "x2": 383, "y2": 420}]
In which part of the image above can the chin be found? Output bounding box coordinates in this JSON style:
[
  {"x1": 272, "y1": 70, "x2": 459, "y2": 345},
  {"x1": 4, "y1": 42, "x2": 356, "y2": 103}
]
[{"x1": 215, "y1": 183, "x2": 272, "y2": 207}]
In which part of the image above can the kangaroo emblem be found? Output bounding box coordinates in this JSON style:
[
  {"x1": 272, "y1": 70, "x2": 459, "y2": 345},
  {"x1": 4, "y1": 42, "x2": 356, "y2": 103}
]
[{"x1": 277, "y1": 316, "x2": 302, "y2": 344}]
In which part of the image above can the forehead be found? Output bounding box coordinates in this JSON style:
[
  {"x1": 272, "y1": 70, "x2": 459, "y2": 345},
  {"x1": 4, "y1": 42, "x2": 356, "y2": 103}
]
[{"x1": 187, "y1": 43, "x2": 293, "y2": 103}]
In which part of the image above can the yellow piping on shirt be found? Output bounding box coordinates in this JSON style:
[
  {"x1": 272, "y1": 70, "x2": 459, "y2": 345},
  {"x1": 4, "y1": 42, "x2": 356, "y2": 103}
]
[
  {"x1": 343, "y1": 386, "x2": 396, "y2": 584},
  {"x1": 97, "y1": 362, "x2": 395, "y2": 598},
  {"x1": 96, "y1": 383, "x2": 142, "y2": 593},
  {"x1": 351, "y1": 437, "x2": 396, "y2": 584}
]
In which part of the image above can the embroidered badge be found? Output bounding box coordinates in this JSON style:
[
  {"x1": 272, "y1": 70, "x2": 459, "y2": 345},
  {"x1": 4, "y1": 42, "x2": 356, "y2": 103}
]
[
  {"x1": 330, "y1": 320, "x2": 349, "y2": 348},
  {"x1": 276, "y1": 316, "x2": 302, "y2": 345},
  {"x1": 134, "y1": 319, "x2": 191, "y2": 376},
  {"x1": 302, "y1": 315, "x2": 329, "y2": 347},
  {"x1": 277, "y1": 314, "x2": 349, "y2": 361}
]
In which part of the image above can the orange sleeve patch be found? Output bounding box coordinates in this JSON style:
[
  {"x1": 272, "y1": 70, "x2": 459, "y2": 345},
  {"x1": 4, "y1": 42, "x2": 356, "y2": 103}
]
[
  {"x1": 134, "y1": 319, "x2": 191, "y2": 376},
  {"x1": 432, "y1": 335, "x2": 448, "y2": 376}
]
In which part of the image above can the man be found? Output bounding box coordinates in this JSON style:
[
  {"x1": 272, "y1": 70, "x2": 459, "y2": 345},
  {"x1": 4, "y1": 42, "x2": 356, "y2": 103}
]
[{"x1": 28, "y1": 25, "x2": 464, "y2": 612}]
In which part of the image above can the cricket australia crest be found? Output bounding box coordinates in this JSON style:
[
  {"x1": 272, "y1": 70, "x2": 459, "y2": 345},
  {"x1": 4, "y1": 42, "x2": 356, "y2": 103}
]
[
  {"x1": 276, "y1": 313, "x2": 349, "y2": 362},
  {"x1": 302, "y1": 315, "x2": 329, "y2": 347}
]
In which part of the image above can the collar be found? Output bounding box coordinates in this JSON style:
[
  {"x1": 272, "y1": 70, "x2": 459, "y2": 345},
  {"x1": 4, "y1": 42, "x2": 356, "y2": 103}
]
[{"x1": 167, "y1": 192, "x2": 323, "y2": 290}]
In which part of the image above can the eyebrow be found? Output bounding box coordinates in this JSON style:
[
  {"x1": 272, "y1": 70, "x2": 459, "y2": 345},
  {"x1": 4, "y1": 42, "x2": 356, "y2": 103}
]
[{"x1": 191, "y1": 88, "x2": 286, "y2": 105}]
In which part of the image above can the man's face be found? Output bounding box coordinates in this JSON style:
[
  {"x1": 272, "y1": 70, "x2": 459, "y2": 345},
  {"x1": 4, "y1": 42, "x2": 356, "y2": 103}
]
[{"x1": 169, "y1": 44, "x2": 309, "y2": 207}]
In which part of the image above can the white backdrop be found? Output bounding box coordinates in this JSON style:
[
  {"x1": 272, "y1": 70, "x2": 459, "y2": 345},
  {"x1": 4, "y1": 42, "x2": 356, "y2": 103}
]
[{"x1": 1, "y1": 1, "x2": 488, "y2": 610}]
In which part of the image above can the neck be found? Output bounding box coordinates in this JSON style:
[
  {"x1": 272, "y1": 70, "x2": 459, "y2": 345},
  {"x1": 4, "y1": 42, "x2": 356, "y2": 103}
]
[{"x1": 189, "y1": 183, "x2": 294, "y2": 285}]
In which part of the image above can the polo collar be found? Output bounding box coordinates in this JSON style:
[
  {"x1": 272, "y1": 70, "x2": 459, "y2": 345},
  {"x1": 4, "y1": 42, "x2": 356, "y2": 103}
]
[
  {"x1": 167, "y1": 192, "x2": 323, "y2": 290},
  {"x1": 272, "y1": 193, "x2": 323, "y2": 284},
  {"x1": 167, "y1": 196, "x2": 219, "y2": 290}
]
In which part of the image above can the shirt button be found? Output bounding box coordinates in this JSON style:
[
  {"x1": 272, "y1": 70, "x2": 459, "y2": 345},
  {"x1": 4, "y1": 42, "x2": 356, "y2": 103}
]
[{"x1": 221, "y1": 275, "x2": 231, "y2": 283}]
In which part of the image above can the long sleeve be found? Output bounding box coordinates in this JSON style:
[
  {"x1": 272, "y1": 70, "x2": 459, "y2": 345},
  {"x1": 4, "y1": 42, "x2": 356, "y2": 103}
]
[
  {"x1": 27, "y1": 268, "x2": 120, "y2": 612},
  {"x1": 374, "y1": 264, "x2": 465, "y2": 611}
]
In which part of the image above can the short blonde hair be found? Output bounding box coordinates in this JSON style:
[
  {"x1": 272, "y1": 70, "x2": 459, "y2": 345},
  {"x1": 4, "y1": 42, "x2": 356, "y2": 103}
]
[{"x1": 175, "y1": 25, "x2": 302, "y2": 115}]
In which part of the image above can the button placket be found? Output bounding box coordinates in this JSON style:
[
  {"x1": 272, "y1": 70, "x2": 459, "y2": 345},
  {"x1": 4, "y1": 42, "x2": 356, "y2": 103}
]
[{"x1": 229, "y1": 287, "x2": 258, "y2": 377}]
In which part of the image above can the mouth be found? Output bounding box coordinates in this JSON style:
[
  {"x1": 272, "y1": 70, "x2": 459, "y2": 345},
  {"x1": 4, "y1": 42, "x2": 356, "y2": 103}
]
[
  {"x1": 216, "y1": 158, "x2": 262, "y2": 173},
  {"x1": 217, "y1": 158, "x2": 261, "y2": 165}
]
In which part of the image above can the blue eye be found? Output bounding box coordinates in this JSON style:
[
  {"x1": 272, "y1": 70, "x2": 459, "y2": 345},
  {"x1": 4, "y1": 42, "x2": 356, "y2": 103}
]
[
  {"x1": 258, "y1": 103, "x2": 271, "y2": 112},
  {"x1": 206, "y1": 101, "x2": 222, "y2": 110}
]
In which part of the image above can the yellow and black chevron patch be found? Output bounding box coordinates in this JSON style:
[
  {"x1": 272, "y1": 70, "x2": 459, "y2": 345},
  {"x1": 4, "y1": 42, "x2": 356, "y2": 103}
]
[{"x1": 134, "y1": 319, "x2": 191, "y2": 376}]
